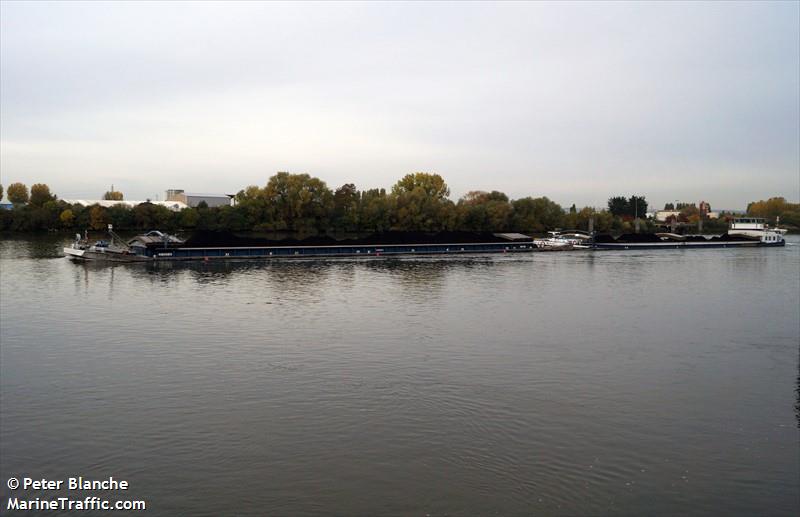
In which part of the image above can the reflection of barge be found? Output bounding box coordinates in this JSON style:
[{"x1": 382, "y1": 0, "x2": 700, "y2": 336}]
[{"x1": 65, "y1": 229, "x2": 536, "y2": 262}]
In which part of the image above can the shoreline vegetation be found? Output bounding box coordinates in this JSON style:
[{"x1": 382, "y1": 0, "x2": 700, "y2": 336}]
[{"x1": 0, "y1": 173, "x2": 798, "y2": 236}]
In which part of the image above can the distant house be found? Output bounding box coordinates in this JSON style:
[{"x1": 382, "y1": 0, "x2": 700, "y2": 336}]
[
  {"x1": 165, "y1": 190, "x2": 234, "y2": 208},
  {"x1": 655, "y1": 210, "x2": 681, "y2": 222},
  {"x1": 655, "y1": 207, "x2": 719, "y2": 221}
]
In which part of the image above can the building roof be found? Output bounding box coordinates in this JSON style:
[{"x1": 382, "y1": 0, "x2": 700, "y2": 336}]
[{"x1": 182, "y1": 193, "x2": 234, "y2": 199}]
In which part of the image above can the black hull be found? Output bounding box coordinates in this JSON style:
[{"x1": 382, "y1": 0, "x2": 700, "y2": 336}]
[{"x1": 593, "y1": 240, "x2": 785, "y2": 250}]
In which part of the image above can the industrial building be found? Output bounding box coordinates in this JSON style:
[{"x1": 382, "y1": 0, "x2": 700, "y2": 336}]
[{"x1": 165, "y1": 190, "x2": 235, "y2": 208}]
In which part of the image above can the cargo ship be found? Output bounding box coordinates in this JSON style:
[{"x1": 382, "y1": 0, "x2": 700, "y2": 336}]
[{"x1": 64, "y1": 227, "x2": 536, "y2": 262}]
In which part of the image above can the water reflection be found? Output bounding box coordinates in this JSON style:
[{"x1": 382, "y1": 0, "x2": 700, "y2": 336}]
[
  {"x1": 1, "y1": 237, "x2": 799, "y2": 516},
  {"x1": 0, "y1": 233, "x2": 69, "y2": 260},
  {"x1": 796, "y1": 353, "x2": 799, "y2": 428}
]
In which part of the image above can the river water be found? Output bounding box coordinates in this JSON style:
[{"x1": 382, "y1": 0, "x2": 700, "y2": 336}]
[{"x1": 1, "y1": 235, "x2": 798, "y2": 516}]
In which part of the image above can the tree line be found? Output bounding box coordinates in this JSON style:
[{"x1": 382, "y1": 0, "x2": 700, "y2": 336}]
[{"x1": 0, "y1": 174, "x2": 796, "y2": 234}]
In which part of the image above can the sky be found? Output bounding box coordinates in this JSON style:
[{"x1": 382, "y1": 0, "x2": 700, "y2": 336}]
[{"x1": 1, "y1": 1, "x2": 798, "y2": 210}]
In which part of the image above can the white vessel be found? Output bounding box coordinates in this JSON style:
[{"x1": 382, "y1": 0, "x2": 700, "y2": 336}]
[
  {"x1": 534, "y1": 231, "x2": 592, "y2": 250},
  {"x1": 63, "y1": 226, "x2": 150, "y2": 262},
  {"x1": 727, "y1": 218, "x2": 786, "y2": 243}
]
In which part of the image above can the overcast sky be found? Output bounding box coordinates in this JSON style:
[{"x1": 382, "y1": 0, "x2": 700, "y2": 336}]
[{"x1": 1, "y1": 1, "x2": 798, "y2": 209}]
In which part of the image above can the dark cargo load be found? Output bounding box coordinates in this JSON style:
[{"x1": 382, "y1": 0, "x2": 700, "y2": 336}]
[{"x1": 181, "y1": 230, "x2": 530, "y2": 248}]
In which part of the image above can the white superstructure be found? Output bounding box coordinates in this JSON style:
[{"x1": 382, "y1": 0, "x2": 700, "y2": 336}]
[{"x1": 728, "y1": 218, "x2": 785, "y2": 244}]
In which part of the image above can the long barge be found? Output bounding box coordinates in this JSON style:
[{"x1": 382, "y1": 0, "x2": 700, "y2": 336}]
[
  {"x1": 64, "y1": 229, "x2": 537, "y2": 262},
  {"x1": 63, "y1": 218, "x2": 787, "y2": 262}
]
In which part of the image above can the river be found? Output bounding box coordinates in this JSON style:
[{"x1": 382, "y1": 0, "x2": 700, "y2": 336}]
[{"x1": 1, "y1": 235, "x2": 798, "y2": 516}]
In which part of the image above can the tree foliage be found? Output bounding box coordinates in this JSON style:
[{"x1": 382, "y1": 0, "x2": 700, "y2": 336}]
[
  {"x1": 29, "y1": 184, "x2": 55, "y2": 207},
  {"x1": 103, "y1": 190, "x2": 124, "y2": 200},
  {"x1": 391, "y1": 172, "x2": 450, "y2": 199},
  {"x1": 59, "y1": 209, "x2": 75, "y2": 227},
  {"x1": 607, "y1": 195, "x2": 648, "y2": 218},
  {"x1": 5, "y1": 173, "x2": 792, "y2": 235},
  {"x1": 7, "y1": 183, "x2": 29, "y2": 204},
  {"x1": 747, "y1": 197, "x2": 800, "y2": 226}
]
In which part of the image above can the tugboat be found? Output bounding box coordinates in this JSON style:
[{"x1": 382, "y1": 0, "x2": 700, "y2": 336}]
[{"x1": 63, "y1": 225, "x2": 153, "y2": 262}]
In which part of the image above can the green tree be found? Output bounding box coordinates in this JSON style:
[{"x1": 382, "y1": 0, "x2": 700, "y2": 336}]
[
  {"x1": 0, "y1": 184, "x2": 3, "y2": 201},
  {"x1": 607, "y1": 196, "x2": 629, "y2": 216},
  {"x1": 510, "y1": 197, "x2": 564, "y2": 232},
  {"x1": 628, "y1": 195, "x2": 648, "y2": 219},
  {"x1": 107, "y1": 204, "x2": 135, "y2": 229},
  {"x1": 333, "y1": 183, "x2": 360, "y2": 231},
  {"x1": 29, "y1": 184, "x2": 55, "y2": 207},
  {"x1": 179, "y1": 208, "x2": 200, "y2": 228},
  {"x1": 7, "y1": 182, "x2": 29, "y2": 204},
  {"x1": 607, "y1": 195, "x2": 647, "y2": 218},
  {"x1": 456, "y1": 191, "x2": 511, "y2": 231},
  {"x1": 359, "y1": 188, "x2": 392, "y2": 232},
  {"x1": 390, "y1": 173, "x2": 453, "y2": 231},
  {"x1": 392, "y1": 172, "x2": 450, "y2": 199},
  {"x1": 133, "y1": 203, "x2": 175, "y2": 230},
  {"x1": 263, "y1": 172, "x2": 334, "y2": 233}
]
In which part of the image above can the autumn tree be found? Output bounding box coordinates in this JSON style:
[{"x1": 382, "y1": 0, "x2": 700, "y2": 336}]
[
  {"x1": 103, "y1": 189, "x2": 124, "y2": 200},
  {"x1": 7, "y1": 183, "x2": 29, "y2": 204},
  {"x1": 29, "y1": 184, "x2": 55, "y2": 207},
  {"x1": 60, "y1": 209, "x2": 75, "y2": 227},
  {"x1": 89, "y1": 205, "x2": 109, "y2": 230},
  {"x1": 747, "y1": 197, "x2": 800, "y2": 226}
]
